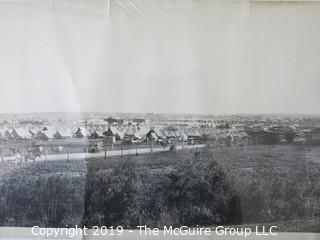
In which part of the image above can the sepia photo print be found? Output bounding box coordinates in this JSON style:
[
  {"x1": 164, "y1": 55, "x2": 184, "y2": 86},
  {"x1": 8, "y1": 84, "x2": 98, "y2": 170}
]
[{"x1": 0, "y1": 0, "x2": 320, "y2": 237}]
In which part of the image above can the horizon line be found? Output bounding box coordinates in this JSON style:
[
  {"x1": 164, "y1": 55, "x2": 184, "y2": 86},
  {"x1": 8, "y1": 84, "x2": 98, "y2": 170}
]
[{"x1": 0, "y1": 111, "x2": 319, "y2": 118}]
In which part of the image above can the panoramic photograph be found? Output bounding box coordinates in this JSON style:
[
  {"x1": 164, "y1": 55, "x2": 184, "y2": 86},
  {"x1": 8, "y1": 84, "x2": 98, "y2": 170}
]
[
  {"x1": 0, "y1": 112, "x2": 319, "y2": 233},
  {"x1": 0, "y1": 0, "x2": 320, "y2": 239}
]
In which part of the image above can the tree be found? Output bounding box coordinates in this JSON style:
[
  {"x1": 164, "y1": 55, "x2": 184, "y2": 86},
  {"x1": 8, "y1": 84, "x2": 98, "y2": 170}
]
[{"x1": 284, "y1": 131, "x2": 295, "y2": 143}]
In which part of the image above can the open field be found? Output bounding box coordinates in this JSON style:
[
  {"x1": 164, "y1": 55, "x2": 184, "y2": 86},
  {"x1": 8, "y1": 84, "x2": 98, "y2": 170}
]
[
  {"x1": 85, "y1": 144, "x2": 320, "y2": 231},
  {"x1": 0, "y1": 160, "x2": 86, "y2": 227},
  {"x1": 0, "y1": 144, "x2": 319, "y2": 231}
]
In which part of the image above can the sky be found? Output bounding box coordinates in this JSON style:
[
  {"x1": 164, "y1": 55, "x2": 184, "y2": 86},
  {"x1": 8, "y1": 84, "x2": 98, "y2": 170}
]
[{"x1": 0, "y1": 0, "x2": 320, "y2": 115}]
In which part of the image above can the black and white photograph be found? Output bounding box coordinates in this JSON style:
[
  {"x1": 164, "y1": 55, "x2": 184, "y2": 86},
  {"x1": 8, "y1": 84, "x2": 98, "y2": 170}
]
[{"x1": 0, "y1": 0, "x2": 319, "y2": 239}]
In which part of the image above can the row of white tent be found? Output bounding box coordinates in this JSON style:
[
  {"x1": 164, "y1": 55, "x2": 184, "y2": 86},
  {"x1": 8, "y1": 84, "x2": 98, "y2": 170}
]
[
  {"x1": 0, "y1": 127, "x2": 73, "y2": 140},
  {"x1": 0, "y1": 125, "x2": 249, "y2": 143}
]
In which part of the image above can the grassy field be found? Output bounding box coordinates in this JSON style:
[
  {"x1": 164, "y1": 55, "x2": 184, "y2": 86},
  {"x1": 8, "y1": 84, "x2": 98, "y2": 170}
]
[
  {"x1": 0, "y1": 160, "x2": 87, "y2": 227},
  {"x1": 0, "y1": 144, "x2": 319, "y2": 231},
  {"x1": 85, "y1": 144, "x2": 320, "y2": 231},
  {"x1": 207, "y1": 145, "x2": 320, "y2": 232}
]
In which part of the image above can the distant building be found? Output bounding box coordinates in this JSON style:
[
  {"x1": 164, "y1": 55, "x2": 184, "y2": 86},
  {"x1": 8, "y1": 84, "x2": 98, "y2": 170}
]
[{"x1": 104, "y1": 117, "x2": 124, "y2": 125}]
